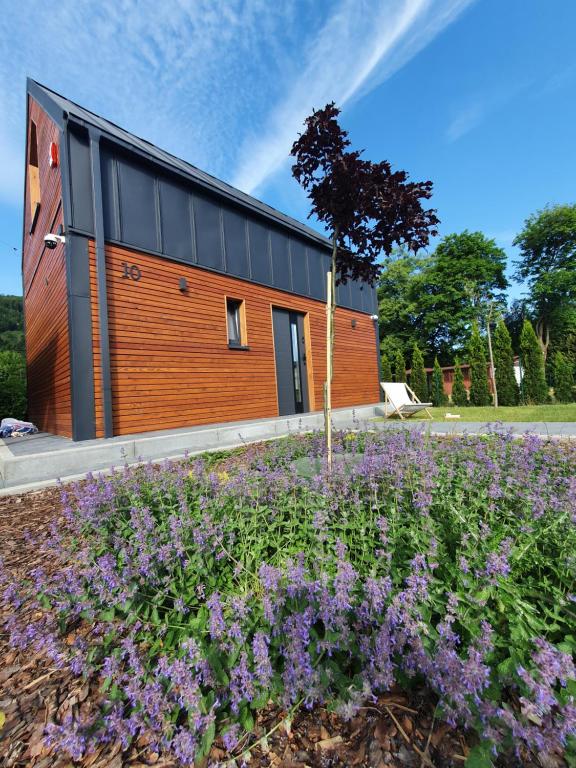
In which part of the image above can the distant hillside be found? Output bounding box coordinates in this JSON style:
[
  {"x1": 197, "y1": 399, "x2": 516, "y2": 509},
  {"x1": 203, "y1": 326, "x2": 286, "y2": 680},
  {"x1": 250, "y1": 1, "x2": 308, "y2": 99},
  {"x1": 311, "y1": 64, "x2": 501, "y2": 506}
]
[{"x1": 0, "y1": 295, "x2": 24, "y2": 354}]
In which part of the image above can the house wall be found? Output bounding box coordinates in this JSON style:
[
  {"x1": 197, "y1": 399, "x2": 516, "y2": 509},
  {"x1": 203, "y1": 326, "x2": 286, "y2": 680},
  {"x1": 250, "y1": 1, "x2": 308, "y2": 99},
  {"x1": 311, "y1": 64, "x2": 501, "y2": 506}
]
[
  {"x1": 22, "y1": 97, "x2": 72, "y2": 436},
  {"x1": 89, "y1": 242, "x2": 379, "y2": 436}
]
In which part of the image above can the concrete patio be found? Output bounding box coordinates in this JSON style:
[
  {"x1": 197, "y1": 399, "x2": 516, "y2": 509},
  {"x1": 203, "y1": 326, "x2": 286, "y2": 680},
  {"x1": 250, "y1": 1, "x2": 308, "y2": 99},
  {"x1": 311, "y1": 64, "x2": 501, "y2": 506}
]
[{"x1": 1, "y1": 405, "x2": 575, "y2": 495}]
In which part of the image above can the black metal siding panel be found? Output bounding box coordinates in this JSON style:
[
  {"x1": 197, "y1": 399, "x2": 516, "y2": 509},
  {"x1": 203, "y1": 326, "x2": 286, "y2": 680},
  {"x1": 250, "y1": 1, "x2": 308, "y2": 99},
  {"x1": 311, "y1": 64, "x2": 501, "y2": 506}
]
[
  {"x1": 270, "y1": 230, "x2": 291, "y2": 292},
  {"x1": 336, "y1": 279, "x2": 352, "y2": 308},
  {"x1": 222, "y1": 207, "x2": 249, "y2": 278},
  {"x1": 117, "y1": 158, "x2": 158, "y2": 251},
  {"x1": 159, "y1": 178, "x2": 193, "y2": 262},
  {"x1": 193, "y1": 194, "x2": 224, "y2": 271},
  {"x1": 307, "y1": 247, "x2": 328, "y2": 301},
  {"x1": 290, "y1": 239, "x2": 309, "y2": 296},
  {"x1": 100, "y1": 148, "x2": 119, "y2": 241},
  {"x1": 68, "y1": 128, "x2": 94, "y2": 233},
  {"x1": 248, "y1": 220, "x2": 272, "y2": 285}
]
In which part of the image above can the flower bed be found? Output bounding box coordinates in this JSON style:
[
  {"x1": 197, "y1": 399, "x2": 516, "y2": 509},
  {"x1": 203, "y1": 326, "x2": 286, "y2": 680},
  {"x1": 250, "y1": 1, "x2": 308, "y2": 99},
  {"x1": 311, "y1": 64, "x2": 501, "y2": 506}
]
[{"x1": 2, "y1": 428, "x2": 576, "y2": 765}]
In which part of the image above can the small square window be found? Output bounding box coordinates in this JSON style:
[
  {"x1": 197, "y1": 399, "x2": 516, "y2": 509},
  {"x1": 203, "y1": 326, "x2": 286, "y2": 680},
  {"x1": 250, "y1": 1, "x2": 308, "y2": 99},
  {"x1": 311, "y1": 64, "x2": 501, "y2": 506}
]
[{"x1": 226, "y1": 298, "x2": 247, "y2": 348}]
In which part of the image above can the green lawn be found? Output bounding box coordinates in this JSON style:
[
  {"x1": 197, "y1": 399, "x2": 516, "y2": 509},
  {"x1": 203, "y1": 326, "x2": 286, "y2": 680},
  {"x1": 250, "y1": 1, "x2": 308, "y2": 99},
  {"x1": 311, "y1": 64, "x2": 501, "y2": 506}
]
[{"x1": 406, "y1": 403, "x2": 576, "y2": 421}]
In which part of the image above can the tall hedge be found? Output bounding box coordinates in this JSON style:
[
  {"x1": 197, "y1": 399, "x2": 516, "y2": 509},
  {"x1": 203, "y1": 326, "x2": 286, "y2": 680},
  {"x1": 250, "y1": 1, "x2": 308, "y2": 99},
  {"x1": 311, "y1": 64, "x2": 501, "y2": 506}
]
[
  {"x1": 519, "y1": 319, "x2": 548, "y2": 404},
  {"x1": 468, "y1": 323, "x2": 491, "y2": 406},
  {"x1": 0, "y1": 350, "x2": 27, "y2": 421},
  {"x1": 410, "y1": 344, "x2": 428, "y2": 401},
  {"x1": 393, "y1": 348, "x2": 406, "y2": 383},
  {"x1": 451, "y1": 357, "x2": 468, "y2": 406},
  {"x1": 431, "y1": 357, "x2": 447, "y2": 406},
  {"x1": 493, "y1": 319, "x2": 519, "y2": 406},
  {"x1": 552, "y1": 351, "x2": 574, "y2": 402},
  {"x1": 381, "y1": 353, "x2": 393, "y2": 383}
]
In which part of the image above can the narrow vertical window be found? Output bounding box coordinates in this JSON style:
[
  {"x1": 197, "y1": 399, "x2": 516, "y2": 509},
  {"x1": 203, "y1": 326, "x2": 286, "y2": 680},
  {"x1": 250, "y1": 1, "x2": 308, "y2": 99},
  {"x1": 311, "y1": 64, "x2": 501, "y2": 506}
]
[
  {"x1": 226, "y1": 298, "x2": 247, "y2": 348},
  {"x1": 28, "y1": 120, "x2": 41, "y2": 227}
]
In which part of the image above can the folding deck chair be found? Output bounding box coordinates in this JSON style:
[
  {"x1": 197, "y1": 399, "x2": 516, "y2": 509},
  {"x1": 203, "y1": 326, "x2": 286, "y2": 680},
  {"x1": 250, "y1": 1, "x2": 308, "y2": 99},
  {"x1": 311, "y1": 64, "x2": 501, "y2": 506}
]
[{"x1": 380, "y1": 382, "x2": 433, "y2": 420}]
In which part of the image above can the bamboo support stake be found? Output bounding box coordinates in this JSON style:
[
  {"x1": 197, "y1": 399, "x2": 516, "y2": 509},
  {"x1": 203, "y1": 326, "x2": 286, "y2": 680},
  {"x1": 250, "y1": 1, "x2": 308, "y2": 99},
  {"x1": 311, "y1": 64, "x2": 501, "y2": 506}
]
[{"x1": 325, "y1": 270, "x2": 333, "y2": 470}]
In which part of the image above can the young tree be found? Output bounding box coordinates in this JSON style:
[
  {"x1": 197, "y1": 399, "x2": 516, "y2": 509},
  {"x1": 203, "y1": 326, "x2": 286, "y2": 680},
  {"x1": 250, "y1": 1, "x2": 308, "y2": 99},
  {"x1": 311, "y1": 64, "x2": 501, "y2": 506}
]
[
  {"x1": 410, "y1": 343, "x2": 428, "y2": 402},
  {"x1": 431, "y1": 357, "x2": 447, "y2": 406},
  {"x1": 514, "y1": 204, "x2": 576, "y2": 359},
  {"x1": 493, "y1": 319, "x2": 519, "y2": 406},
  {"x1": 291, "y1": 103, "x2": 438, "y2": 464},
  {"x1": 468, "y1": 322, "x2": 491, "y2": 406},
  {"x1": 451, "y1": 357, "x2": 468, "y2": 406},
  {"x1": 393, "y1": 348, "x2": 407, "y2": 383},
  {"x1": 380, "y1": 352, "x2": 393, "y2": 383},
  {"x1": 551, "y1": 351, "x2": 574, "y2": 402},
  {"x1": 519, "y1": 319, "x2": 548, "y2": 403}
]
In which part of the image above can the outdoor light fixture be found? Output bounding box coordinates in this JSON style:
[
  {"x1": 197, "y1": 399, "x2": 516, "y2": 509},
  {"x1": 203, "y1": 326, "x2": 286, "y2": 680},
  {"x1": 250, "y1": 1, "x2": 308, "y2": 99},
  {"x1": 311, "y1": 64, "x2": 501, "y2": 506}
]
[
  {"x1": 351, "y1": 319, "x2": 357, "y2": 328},
  {"x1": 179, "y1": 277, "x2": 188, "y2": 292}
]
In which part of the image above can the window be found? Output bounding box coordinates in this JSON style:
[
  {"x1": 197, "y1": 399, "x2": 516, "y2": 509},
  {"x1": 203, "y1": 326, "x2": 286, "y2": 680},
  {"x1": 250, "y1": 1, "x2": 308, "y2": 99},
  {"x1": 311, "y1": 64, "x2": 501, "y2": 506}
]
[
  {"x1": 28, "y1": 120, "x2": 41, "y2": 228},
  {"x1": 226, "y1": 298, "x2": 247, "y2": 348}
]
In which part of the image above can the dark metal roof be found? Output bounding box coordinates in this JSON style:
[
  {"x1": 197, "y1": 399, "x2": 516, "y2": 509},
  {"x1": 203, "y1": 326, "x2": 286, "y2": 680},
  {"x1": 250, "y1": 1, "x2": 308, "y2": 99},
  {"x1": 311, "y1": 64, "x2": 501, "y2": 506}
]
[{"x1": 27, "y1": 79, "x2": 332, "y2": 250}]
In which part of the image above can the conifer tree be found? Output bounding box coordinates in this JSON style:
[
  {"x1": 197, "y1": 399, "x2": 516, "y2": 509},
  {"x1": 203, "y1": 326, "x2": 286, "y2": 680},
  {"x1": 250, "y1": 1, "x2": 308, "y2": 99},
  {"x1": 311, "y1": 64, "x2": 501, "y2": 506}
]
[
  {"x1": 410, "y1": 343, "x2": 428, "y2": 401},
  {"x1": 493, "y1": 319, "x2": 519, "y2": 406},
  {"x1": 451, "y1": 356, "x2": 468, "y2": 406},
  {"x1": 519, "y1": 319, "x2": 548, "y2": 403},
  {"x1": 431, "y1": 357, "x2": 447, "y2": 406},
  {"x1": 468, "y1": 322, "x2": 491, "y2": 406},
  {"x1": 552, "y1": 351, "x2": 574, "y2": 402},
  {"x1": 381, "y1": 352, "x2": 393, "y2": 383},
  {"x1": 393, "y1": 348, "x2": 406, "y2": 383}
]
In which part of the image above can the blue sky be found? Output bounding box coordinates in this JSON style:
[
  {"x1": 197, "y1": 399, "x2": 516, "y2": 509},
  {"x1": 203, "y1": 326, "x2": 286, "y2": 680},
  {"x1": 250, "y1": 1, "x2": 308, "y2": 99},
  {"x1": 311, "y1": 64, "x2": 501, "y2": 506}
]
[{"x1": 0, "y1": 0, "x2": 575, "y2": 298}]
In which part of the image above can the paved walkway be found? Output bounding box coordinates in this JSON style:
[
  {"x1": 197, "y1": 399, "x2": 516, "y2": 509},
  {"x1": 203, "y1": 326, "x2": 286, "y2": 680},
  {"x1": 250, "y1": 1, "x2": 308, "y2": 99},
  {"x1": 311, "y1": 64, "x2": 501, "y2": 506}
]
[{"x1": 376, "y1": 420, "x2": 576, "y2": 438}]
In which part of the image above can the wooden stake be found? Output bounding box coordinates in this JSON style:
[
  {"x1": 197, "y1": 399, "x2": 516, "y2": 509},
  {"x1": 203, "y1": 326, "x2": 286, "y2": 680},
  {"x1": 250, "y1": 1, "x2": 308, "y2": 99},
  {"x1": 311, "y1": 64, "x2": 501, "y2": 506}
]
[{"x1": 325, "y1": 271, "x2": 332, "y2": 470}]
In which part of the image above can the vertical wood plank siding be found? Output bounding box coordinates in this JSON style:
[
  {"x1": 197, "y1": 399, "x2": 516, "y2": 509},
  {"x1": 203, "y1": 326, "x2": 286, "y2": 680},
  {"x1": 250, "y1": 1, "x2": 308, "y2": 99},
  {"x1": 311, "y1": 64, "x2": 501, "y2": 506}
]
[
  {"x1": 23, "y1": 98, "x2": 72, "y2": 436},
  {"x1": 90, "y1": 242, "x2": 379, "y2": 436}
]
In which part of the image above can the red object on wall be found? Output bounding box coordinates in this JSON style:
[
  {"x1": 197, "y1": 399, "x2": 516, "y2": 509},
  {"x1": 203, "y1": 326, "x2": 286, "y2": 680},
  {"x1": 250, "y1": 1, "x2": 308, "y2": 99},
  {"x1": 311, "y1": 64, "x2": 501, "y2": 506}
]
[{"x1": 49, "y1": 141, "x2": 58, "y2": 168}]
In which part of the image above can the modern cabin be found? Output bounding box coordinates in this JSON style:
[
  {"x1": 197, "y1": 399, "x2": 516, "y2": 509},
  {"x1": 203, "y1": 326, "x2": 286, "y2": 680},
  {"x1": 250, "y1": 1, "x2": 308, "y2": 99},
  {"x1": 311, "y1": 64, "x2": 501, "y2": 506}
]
[{"x1": 22, "y1": 80, "x2": 381, "y2": 441}]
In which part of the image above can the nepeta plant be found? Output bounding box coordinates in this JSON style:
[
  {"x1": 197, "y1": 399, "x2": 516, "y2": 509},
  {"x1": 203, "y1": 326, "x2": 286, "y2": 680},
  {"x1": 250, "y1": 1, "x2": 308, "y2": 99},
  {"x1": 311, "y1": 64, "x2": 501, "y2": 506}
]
[{"x1": 2, "y1": 429, "x2": 575, "y2": 765}]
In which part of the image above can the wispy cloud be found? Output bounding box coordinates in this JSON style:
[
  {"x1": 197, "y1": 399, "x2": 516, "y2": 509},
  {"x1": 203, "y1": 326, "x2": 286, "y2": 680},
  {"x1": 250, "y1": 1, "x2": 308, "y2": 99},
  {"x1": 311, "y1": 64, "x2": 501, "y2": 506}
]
[
  {"x1": 0, "y1": 0, "x2": 474, "y2": 206},
  {"x1": 446, "y1": 101, "x2": 486, "y2": 141},
  {"x1": 233, "y1": 0, "x2": 476, "y2": 193}
]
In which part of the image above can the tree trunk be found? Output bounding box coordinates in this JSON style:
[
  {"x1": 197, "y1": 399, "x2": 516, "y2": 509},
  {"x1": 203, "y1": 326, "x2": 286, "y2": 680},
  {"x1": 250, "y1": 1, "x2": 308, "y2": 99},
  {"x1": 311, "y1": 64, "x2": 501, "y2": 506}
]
[
  {"x1": 535, "y1": 318, "x2": 549, "y2": 361},
  {"x1": 324, "y1": 230, "x2": 338, "y2": 470}
]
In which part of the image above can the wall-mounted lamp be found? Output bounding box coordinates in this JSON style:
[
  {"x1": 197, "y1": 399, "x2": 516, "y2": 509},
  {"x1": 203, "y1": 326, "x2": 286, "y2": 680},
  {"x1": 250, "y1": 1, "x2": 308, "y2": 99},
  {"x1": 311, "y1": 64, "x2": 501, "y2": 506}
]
[
  {"x1": 179, "y1": 277, "x2": 188, "y2": 292},
  {"x1": 351, "y1": 319, "x2": 357, "y2": 328}
]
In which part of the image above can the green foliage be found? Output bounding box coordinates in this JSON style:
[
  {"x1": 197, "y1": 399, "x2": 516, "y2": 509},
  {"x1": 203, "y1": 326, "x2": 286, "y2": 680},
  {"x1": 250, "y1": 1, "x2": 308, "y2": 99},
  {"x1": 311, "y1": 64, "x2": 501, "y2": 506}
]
[
  {"x1": 410, "y1": 343, "x2": 428, "y2": 401},
  {"x1": 552, "y1": 351, "x2": 574, "y2": 403},
  {"x1": 514, "y1": 204, "x2": 576, "y2": 357},
  {"x1": 377, "y1": 252, "x2": 428, "y2": 358},
  {"x1": 493, "y1": 319, "x2": 519, "y2": 406},
  {"x1": 417, "y1": 231, "x2": 508, "y2": 358},
  {"x1": 431, "y1": 357, "x2": 447, "y2": 406},
  {"x1": 0, "y1": 295, "x2": 24, "y2": 354},
  {"x1": 468, "y1": 323, "x2": 491, "y2": 406},
  {"x1": 393, "y1": 348, "x2": 406, "y2": 383},
  {"x1": 0, "y1": 350, "x2": 27, "y2": 419},
  {"x1": 380, "y1": 352, "x2": 393, "y2": 383},
  {"x1": 451, "y1": 357, "x2": 468, "y2": 406},
  {"x1": 520, "y1": 320, "x2": 548, "y2": 404}
]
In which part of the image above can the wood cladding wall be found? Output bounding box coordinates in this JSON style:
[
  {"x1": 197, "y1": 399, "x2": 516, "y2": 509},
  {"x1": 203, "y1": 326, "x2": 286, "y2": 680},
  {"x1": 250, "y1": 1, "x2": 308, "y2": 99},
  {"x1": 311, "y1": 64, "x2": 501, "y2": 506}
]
[
  {"x1": 90, "y1": 243, "x2": 379, "y2": 436},
  {"x1": 23, "y1": 98, "x2": 72, "y2": 437}
]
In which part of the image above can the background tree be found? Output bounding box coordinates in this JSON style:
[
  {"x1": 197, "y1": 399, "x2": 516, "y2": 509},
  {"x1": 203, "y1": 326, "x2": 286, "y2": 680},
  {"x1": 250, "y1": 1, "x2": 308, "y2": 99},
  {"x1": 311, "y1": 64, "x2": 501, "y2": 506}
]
[
  {"x1": 514, "y1": 204, "x2": 576, "y2": 359},
  {"x1": 431, "y1": 357, "x2": 447, "y2": 406},
  {"x1": 493, "y1": 319, "x2": 519, "y2": 406},
  {"x1": 0, "y1": 350, "x2": 27, "y2": 420},
  {"x1": 291, "y1": 103, "x2": 438, "y2": 464},
  {"x1": 468, "y1": 323, "x2": 491, "y2": 406},
  {"x1": 410, "y1": 343, "x2": 428, "y2": 401},
  {"x1": 381, "y1": 352, "x2": 393, "y2": 383},
  {"x1": 0, "y1": 295, "x2": 25, "y2": 354},
  {"x1": 416, "y1": 231, "x2": 508, "y2": 359},
  {"x1": 393, "y1": 348, "x2": 406, "y2": 383},
  {"x1": 519, "y1": 319, "x2": 548, "y2": 403},
  {"x1": 377, "y1": 251, "x2": 428, "y2": 360},
  {"x1": 451, "y1": 357, "x2": 468, "y2": 406},
  {"x1": 551, "y1": 351, "x2": 574, "y2": 402}
]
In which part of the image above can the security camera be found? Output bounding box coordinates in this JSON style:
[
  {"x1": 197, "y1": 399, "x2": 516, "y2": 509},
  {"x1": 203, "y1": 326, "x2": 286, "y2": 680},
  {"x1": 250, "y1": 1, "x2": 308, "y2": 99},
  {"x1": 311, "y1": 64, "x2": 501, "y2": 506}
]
[
  {"x1": 44, "y1": 233, "x2": 66, "y2": 250},
  {"x1": 370, "y1": 314, "x2": 379, "y2": 321}
]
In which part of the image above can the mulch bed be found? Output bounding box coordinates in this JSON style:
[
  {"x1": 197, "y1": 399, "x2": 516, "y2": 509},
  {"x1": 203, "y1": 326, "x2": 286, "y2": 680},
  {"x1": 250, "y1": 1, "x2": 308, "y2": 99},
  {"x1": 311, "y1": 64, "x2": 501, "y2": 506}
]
[{"x1": 0, "y1": 485, "x2": 482, "y2": 767}]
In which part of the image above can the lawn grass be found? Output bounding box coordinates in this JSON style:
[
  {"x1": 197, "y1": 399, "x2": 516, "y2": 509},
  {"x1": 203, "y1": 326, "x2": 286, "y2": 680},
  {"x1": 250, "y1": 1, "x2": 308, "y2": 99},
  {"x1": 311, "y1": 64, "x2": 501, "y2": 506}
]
[{"x1": 408, "y1": 403, "x2": 576, "y2": 421}]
